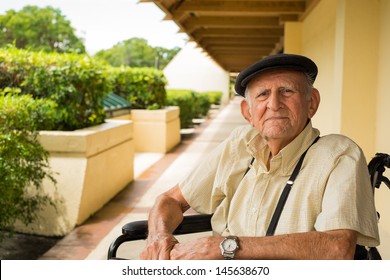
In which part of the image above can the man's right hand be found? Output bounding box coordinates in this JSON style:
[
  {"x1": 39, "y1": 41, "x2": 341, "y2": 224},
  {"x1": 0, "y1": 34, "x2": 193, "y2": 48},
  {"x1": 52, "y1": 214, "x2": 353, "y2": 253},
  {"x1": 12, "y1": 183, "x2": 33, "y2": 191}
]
[{"x1": 139, "y1": 233, "x2": 179, "y2": 260}]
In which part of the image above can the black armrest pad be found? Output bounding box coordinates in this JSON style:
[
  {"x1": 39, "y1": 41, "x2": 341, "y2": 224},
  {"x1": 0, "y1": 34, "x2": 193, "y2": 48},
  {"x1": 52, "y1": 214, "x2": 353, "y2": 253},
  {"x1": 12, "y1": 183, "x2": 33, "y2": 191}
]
[
  {"x1": 122, "y1": 220, "x2": 148, "y2": 239},
  {"x1": 173, "y1": 214, "x2": 213, "y2": 235},
  {"x1": 122, "y1": 214, "x2": 213, "y2": 239}
]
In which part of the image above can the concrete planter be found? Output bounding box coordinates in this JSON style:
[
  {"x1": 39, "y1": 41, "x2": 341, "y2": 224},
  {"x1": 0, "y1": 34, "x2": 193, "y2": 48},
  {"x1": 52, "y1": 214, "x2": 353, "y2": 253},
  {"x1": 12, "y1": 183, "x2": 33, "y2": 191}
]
[
  {"x1": 15, "y1": 120, "x2": 134, "y2": 236},
  {"x1": 131, "y1": 106, "x2": 181, "y2": 153}
]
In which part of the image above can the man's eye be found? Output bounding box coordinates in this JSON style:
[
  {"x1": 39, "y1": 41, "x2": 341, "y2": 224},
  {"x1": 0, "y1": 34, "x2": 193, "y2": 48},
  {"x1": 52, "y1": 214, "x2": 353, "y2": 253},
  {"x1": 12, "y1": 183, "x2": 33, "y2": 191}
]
[
  {"x1": 281, "y1": 88, "x2": 294, "y2": 95},
  {"x1": 256, "y1": 92, "x2": 268, "y2": 99}
]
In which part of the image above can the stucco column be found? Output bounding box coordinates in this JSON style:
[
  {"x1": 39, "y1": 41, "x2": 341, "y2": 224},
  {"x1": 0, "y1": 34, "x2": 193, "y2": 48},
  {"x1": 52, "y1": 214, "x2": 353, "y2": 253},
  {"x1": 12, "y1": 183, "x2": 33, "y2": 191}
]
[{"x1": 334, "y1": 0, "x2": 380, "y2": 157}]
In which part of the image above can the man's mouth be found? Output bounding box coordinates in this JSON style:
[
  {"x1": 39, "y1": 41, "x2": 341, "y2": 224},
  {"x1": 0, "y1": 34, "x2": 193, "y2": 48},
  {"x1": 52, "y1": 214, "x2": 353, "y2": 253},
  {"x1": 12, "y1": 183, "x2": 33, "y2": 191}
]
[{"x1": 265, "y1": 116, "x2": 288, "y2": 122}]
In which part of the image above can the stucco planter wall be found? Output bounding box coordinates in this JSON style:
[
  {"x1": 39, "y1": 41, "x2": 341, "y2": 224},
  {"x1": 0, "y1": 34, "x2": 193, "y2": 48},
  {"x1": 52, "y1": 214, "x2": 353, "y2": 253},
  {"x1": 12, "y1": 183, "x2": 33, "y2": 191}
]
[
  {"x1": 15, "y1": 120, "x2": 134, "y2": 236},
  {"x1": 131, "y1": 106, "x2": 181, "y2": 153}
]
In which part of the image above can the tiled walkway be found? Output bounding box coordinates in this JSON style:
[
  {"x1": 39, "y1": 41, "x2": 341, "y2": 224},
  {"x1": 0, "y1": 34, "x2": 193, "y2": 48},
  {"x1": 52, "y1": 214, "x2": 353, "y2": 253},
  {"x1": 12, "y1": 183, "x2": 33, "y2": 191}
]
[{"x1": 40, "y1": 96, "x2": 247, "y2": 260}]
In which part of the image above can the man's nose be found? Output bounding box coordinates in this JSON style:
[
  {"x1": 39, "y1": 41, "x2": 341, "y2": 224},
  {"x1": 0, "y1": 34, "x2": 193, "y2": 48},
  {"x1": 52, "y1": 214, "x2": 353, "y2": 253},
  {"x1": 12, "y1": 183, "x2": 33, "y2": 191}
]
[{"x1": 266, "y1": 92, "x2": 282, "y2": 110}]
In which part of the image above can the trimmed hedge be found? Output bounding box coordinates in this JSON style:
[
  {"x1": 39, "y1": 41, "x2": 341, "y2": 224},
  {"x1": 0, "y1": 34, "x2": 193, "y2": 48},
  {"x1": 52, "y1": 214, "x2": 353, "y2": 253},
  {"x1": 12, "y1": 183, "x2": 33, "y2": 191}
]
[
  {"x1": 0, "y1": 48, "x2": 222, "y2": 132},
  {"x1": 109, "y1": 66, "x2": 167, "y2": 110},
  {"x1": 166, "y1": 89, "x2": 221, "y2": 128},
  {"x1": 0, "y1": 47, "x2": 111, "y2": 130},
  {"x1": 194, "y1": 92, "x2": 211, "y2": 118},
  {"x1": 166, "y1": 89, "x2": 196, "y2": 128},
  {"x1": 0, "y1": 92, "x2": 57, "y2": 235},
  {"x1": 201, "y1": 91, "x2": 222, "y2": 105}
]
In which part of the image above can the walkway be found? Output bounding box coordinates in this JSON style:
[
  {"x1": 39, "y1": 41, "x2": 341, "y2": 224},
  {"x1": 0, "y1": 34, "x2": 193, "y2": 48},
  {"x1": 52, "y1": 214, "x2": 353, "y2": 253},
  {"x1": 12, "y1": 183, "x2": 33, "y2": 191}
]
[{"x1": 40, "y1": 96, "x2": 247, "y2": 260}]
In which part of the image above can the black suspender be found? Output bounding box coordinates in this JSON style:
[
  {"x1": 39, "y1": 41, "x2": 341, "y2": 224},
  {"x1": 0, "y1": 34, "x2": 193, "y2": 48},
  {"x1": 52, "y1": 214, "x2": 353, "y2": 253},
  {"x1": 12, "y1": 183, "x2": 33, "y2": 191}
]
[
  {"x1": 243, "y1": 136, "x2": 320, "y2": 236},
  {"x1": 243, "y1": 157, "x2": 255, "y2": 178}
]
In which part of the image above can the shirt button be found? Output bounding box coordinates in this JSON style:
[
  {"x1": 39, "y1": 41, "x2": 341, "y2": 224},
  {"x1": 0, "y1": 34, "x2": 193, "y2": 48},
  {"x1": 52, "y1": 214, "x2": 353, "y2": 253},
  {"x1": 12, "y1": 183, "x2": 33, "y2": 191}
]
[{"x1": 252, "y1": 208, "x2": 257, "y2": 214}]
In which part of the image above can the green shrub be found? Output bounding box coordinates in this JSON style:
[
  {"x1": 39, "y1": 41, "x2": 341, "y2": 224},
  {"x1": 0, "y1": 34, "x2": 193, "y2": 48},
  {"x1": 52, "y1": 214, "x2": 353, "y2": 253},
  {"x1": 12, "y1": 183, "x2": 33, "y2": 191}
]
[
  {"x1": 202, "y1": 91, "x2": 223, "y2": 105},
  {"x1": 194, "y1": 92, "x2": 211, "y2": 118},
  {"x1": 109, "y1": 66, "x2": 167, "y2": 109},
  {"x1": 0, "y1": 47, "x2": 111, "y2": 130},
  {"x1": 166, "y1": 89, "x2": 197, "y2": 128},
  {"x1": 0, "y1": 92, "x2": 57, "y2": 236}
]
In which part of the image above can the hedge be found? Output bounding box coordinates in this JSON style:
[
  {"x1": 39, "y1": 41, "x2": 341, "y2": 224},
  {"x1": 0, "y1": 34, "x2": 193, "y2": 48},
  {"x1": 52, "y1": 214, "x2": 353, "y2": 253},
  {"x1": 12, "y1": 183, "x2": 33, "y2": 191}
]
[
  {"x1": 194, "y1": 92, "x2": 211, "y2": 118},
  {"x1": 0, "y1": 47, "x2": 222, "y2": 132},
  {"x1": 0, "y1": 47, "x2": 111, "y2": 130},
  {"x1": 108, "y1": 66, "x2": 167, "y2": 110},
  {"x1": 166, "y1": 89, "x2": 197, "y2": 128},
  {"x1": 166, "y1": 89, "x2": 223, "y2": 128},
  {"x1": 0, "y1": 92, "x2": 57, "y2": 235},
  {"x1": 201, "y1": 91, "x2": 222, "y2": 105}
]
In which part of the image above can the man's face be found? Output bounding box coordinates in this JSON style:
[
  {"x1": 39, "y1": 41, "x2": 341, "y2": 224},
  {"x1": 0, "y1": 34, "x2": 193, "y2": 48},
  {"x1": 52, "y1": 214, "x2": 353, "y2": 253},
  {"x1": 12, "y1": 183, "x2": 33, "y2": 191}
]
[{"x1": 243, "y1": 70, "x2": 317, "y2": 146}]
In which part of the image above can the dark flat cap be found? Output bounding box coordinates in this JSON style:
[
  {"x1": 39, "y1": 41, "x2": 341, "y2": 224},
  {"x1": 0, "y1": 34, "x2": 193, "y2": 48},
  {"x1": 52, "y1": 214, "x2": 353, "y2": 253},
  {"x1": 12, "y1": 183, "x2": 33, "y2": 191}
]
[{"x1": 234, "y1": 53, "x2": 318, "y2": 96}]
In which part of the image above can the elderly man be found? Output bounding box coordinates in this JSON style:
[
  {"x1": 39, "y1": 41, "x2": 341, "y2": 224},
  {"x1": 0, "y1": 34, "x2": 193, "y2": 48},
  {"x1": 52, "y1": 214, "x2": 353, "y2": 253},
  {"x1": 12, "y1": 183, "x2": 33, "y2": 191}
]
[{"x1": 140, "y1": 54, "x2": 379, "y2": 260}]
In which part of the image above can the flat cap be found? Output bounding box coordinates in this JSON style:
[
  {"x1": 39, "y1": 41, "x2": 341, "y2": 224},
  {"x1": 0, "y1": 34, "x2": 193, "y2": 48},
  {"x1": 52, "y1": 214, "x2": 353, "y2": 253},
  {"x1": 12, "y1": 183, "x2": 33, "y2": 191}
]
[{"x1": 234, "y1": 53, "x2": 318, "y2": 96}]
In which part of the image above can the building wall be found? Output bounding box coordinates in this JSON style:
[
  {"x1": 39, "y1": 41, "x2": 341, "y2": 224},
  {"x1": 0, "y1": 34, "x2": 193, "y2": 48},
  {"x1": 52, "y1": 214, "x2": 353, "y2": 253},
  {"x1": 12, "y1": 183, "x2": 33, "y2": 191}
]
[
  {"x1": 375, "y1": 0, "x2": 390, "y2": 261},
  {"x1": 285, "y1": 0, "x2": 390, "y2": 259},
  {"x1": 303, "y1": 0, "x2": 340, "y2": 136},
  {"x1": 163, "y1": 42, "x2": 230, "y2": 104}
]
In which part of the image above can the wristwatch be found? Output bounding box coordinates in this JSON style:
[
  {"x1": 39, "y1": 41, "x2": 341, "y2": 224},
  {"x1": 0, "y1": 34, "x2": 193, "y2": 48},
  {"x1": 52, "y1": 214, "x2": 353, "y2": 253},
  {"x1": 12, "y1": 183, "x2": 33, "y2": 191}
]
[{"x1": 219, "y1": 236, "x2": 239, "y2": 260}]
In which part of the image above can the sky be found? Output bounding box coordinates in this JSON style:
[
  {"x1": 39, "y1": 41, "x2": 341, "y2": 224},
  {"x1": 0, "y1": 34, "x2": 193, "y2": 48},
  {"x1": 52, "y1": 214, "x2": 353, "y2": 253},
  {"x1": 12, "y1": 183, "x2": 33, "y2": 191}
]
[{"x1": 0, "y1": 0, "x2": 189, "y2": 54}]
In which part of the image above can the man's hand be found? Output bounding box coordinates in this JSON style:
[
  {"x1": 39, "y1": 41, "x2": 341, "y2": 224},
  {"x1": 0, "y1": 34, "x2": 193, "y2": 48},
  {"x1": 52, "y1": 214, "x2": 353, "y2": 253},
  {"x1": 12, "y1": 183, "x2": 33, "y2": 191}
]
[
  {"x1": 140, "y1": 233, "x2": 179, "y2": 260},
  {"x1": 139, "y1": 185, "x2": 190, "y2": 260},
  {"x1": 170, "y1": 236, "x2": 223, "y2": 260}
]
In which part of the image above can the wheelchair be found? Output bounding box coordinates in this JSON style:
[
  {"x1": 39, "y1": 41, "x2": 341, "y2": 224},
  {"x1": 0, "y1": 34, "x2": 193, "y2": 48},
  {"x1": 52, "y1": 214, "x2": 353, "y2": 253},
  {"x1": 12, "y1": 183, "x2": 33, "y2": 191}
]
[{"x1": 107, "y1": 153, "x2": 390, "y2": 260}]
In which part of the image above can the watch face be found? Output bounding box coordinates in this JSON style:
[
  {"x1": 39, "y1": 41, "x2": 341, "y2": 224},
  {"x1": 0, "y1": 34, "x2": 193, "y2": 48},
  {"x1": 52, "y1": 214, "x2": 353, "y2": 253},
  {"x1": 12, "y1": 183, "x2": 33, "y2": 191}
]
[{"x1": 223, "y1": 238, "x2": 238, "y2": 251}]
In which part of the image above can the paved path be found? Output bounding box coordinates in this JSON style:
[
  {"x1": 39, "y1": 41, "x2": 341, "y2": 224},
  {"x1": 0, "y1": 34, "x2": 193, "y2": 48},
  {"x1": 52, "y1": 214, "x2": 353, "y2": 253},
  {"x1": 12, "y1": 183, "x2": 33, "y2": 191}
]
[{"x1": 40, "y1": 97, "x2": 247, "y2": 260}]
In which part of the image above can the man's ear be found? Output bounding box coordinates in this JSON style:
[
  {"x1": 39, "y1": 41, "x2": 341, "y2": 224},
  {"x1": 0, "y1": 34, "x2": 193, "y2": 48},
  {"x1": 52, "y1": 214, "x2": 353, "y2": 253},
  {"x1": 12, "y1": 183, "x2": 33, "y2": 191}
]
[
  {"x1": 308, "y1": 88, "x2": 320, "y2": 119},
  {"x1": 241, "y1": 99, "x2": 252, "y2": 124}
]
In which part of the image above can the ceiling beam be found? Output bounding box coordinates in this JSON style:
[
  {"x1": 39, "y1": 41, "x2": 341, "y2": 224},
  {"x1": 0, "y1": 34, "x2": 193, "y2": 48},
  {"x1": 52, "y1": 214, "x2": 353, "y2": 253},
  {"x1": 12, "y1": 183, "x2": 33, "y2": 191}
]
[
  {"x1": 183, "y1": 16, "x2": 281, "y2": 32},
  {"x1": 171, "y1": 1, "x2": 306, "y2": 19},
  {"x1": 206, "y1": 45, "x2": 274, "y2": 52},
  {"x1": 199, "y1": 37, "x2": 280, "y2": 46},
  {"x1": 192, "y1": 28, "x2": 284, "y2": 39}
]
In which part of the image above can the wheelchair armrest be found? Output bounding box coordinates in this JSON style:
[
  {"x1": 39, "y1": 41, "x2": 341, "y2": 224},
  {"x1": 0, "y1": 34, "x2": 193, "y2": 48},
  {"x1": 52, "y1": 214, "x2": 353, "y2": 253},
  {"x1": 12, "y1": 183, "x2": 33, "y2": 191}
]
[
  {"x1": 173, "y1": 214, "x2": 213, "y2": 235},
  {"x1": 108, "y1": 214, "x2": 213, "y2": 259}
]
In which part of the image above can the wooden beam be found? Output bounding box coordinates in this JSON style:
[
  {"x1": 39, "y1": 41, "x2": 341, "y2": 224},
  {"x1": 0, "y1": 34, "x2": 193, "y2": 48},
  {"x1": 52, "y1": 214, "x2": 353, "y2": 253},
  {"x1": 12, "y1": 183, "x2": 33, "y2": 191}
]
[
  {"x1": 205, "y1": 46, "x2": 275, "y2": 52},
  {"x1": 199, "y1": 37, "x2": 280, "y2": 46},
  {"x1": 279, "y1": 14, "x2": 299, "y2": 23},
  {"x1": 212, "y1": 54, "x2": 268, "y2": 71},
  {"x1": 192, "y1": 27, "x2": 284, "y2": 38},
  {"x1": 205, "y1": 44, "x2": 276, "y2": 51},
  {"x1": 171, "y1": 1, "x2": 306, "y2": 18},
  {"x1": 183, "y1": 16, "x2": 281, "y2": 32}
]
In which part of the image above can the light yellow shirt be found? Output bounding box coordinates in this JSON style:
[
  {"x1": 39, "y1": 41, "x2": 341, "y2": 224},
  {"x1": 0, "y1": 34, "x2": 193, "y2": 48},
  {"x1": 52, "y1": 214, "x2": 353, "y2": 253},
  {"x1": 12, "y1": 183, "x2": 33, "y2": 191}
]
[{"x1": 179, "y1": 122, "x2": 380, "y2": 247}]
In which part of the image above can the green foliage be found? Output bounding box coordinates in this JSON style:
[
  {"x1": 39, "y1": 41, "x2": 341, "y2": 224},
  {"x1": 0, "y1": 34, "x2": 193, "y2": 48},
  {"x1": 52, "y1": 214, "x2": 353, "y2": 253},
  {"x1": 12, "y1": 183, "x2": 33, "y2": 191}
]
[
  {"x1": 194, "y1": 92, "x2": 211, "y2": 118},
  {"x1": 166, "y1": 89, "x2": 198, "y2": 128},
  {"x1": 202, "y1": 91, "x2": 223, "y2": 105},
  {"x1": 154, "y1": 46, "x2": 181, "y2": 70},
  {"x1": 0, "y1": 5, "x2": 85, "y2": 54},
  {"x1": 166, "y1": 90, "x2": 223, "y2": 128},
  {"x1": 94, "y1": 37, "x2": 180, "y2": 70},
  {"x1": 0, "y1": 47, "x2": 111, "y2": 130},
  {"x1": 0, "y1": 92, "x2": 57, "y2": 236},
  {"x1": 109, "y1": 66, "x2": 167, "y2": 110}
]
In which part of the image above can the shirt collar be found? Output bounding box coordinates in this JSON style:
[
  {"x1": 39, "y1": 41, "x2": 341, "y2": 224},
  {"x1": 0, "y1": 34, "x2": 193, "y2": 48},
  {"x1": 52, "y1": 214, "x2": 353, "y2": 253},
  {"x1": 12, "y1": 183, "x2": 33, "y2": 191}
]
[{"x1": 246, "y1": 121, "x2": 320, "y2": 175}]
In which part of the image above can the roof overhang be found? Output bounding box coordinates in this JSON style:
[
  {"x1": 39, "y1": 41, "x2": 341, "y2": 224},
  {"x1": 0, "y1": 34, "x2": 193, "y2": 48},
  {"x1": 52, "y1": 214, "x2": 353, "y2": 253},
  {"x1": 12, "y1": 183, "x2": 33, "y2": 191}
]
[{"x1": 140, "y1": 0, "x2": 320, "y2": 72}]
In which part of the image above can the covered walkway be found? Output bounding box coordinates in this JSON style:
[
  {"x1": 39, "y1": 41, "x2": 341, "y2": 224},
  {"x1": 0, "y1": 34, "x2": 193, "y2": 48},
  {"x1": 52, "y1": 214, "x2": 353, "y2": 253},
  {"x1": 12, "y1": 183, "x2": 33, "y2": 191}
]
[{"x1": 40, "y1": 96, "x2": 247, "y2": 260}]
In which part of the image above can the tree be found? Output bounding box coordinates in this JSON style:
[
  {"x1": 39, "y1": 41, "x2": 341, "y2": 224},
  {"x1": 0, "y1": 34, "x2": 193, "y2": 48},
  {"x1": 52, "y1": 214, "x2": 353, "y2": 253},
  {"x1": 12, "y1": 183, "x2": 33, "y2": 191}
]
[
  {"x1": 94, "y1": 37, "x2": 180, "y2": 69},
  {"x1": 154, "y1": 46, "x2": 181, "y2": 69},
  {"x1": 0, "y1": 5, "x2": 85, "y2": 53}
]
